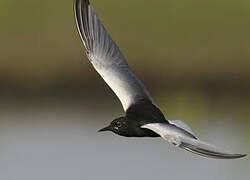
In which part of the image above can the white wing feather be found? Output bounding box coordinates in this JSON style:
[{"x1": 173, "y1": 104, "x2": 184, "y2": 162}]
[
  {"x1": 169, "y1": 120, "x2": 196, "y2": 137},
  {"x1": 74, "y1": 0, "x2": 154, "y2": 111},
  {"x1": 141, "y1": 123, "x2": 246, "y2": 159}
]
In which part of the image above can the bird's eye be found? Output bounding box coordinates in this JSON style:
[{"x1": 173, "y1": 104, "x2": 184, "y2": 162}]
[{"x1": 116, "y1": 122, "x2": 122, "y2": 128}]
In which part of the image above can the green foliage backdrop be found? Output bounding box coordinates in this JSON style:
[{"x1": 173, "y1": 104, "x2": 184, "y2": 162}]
[{"x1": 1, "y1": 0, "x2": 250, "y2": 91}]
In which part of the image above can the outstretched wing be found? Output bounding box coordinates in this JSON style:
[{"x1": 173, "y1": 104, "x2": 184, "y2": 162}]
[
  {"x1": 142, "y1": 123, "x2": 246, "y2": 159},
  {"x1": 74, "y1": 0, "x2": 154, "y2": 111}
]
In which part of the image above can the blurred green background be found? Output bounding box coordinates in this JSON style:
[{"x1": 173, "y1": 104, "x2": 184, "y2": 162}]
[
  {"x1": 1, "y1": 0, "x2": 250, "y2": 93},
  {"x1": 0, "y1": 0, "x2": 249, "y2": 179}
]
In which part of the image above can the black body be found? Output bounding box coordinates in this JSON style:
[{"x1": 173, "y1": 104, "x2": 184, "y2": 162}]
[{"x1": 99, "y1": 100, "x2": 169, "y2": 137}]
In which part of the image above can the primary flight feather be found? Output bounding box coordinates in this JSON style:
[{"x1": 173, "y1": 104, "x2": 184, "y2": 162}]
[{"x1": 74, "y1": 0, "x2": 246, "y2": 159}]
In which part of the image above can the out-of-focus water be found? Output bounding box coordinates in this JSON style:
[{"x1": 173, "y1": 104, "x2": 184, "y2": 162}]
[{"x1": 0, "y1": 99, "x2": 249, "y2": 180}]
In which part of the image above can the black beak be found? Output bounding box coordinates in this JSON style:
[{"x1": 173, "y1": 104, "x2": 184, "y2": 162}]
[{"x1": 98, "y1": 125, "x2": 112, "y2": 132}]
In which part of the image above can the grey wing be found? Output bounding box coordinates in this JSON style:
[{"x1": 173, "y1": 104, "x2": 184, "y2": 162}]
[
  {"x1": 141, "y1": 123, "x2": 246, "y2": 159},
  {"x1": 74, "y1": 0, "x2": 154, "y2": 111}
]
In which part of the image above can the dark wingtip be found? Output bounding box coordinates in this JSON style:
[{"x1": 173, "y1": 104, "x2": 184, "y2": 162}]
[
  {"x1": 236, "y1": 154, "x2": 247, "y2": 158},
  {"x1": 220, "y1": 153, "x2": 247, "y2": 159},
  {"x1": 180, "y1": 142, "x2": 248, "y2": 159},
  {"x1": 74, "y1": 0, "x2": 92, "y2": 51}
]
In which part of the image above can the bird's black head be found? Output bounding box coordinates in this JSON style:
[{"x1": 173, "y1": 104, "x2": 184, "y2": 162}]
[{"x1": 98, "y1": 117, "x2": 130, "y2": 136}]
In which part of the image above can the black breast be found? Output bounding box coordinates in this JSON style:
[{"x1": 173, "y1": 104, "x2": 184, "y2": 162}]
[{"x1": 124, "y1": 100, "x2": 168, "y2": 137}]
